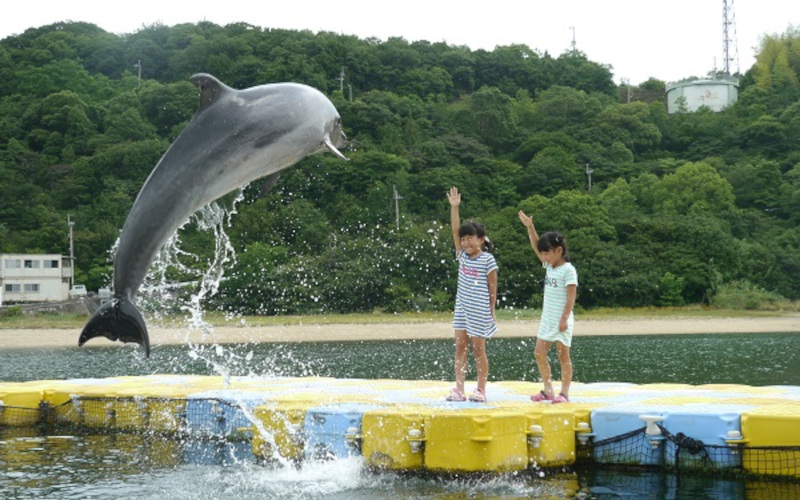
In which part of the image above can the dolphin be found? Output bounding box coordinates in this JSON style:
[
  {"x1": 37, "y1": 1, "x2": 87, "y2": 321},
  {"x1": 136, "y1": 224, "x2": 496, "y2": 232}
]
[{"x1": 78, "y1": 73, "x2": 347, "y2": 356}]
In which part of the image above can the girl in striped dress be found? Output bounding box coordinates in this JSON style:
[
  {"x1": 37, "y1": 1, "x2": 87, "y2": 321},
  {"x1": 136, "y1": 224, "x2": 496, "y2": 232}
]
[
  {"x1": 445, "y1": 186, "x2": 498, "y2": 403},
  {"x1": 518, "y1": 210, "x2": 578, "y2": 404}
]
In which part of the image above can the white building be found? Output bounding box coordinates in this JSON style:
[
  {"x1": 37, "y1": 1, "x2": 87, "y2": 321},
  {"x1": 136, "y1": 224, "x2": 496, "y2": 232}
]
[
  {"x1": 666, "y1": 77, "x2": 739, "y2": 114},
  {"x1": 0, "y1": 254, "x2": 73, "y2": 304}
]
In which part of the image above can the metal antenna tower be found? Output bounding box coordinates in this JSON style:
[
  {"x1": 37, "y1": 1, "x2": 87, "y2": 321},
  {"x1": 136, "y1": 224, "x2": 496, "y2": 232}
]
[{"x1": 722, "y1": 0, "x2": 740, "y2": 76}]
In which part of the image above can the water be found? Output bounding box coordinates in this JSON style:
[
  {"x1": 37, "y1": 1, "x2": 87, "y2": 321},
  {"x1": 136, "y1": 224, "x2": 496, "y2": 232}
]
[
  {"x1": 1, "y1": 333, "x2": 798, "y2": 385},
  {"x1": 2, "y1": 332, "x2": 799, "y2": 500}
]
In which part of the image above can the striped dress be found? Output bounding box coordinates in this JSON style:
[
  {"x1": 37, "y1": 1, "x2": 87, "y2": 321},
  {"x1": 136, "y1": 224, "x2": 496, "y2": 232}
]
[
  {"x1": 453, "y1": 250, "x2": 498, "y2": 338},
  {"x1": 538, "y1": 261, "x2": 578, "y2": 346}
]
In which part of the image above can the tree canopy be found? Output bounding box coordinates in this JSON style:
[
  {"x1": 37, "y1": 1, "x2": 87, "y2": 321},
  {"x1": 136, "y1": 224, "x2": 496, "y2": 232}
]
[{"x1": 1, "y1": 21, "x2": 799, "y2": 314}]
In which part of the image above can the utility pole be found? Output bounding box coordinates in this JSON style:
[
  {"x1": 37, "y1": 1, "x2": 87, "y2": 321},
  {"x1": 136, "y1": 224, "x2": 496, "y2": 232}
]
[
  {"x1": 67, "y1": 215, "x2": 75, "y2": 288},
  {"x1": 133, "y1": 60, "x2": 142, "y2": 85},
  {"x1": 621, "y1": 78, "x2": 632, "y2": 103},
  {"x1": 392, "y1": 185, "x2": 404, "y2": 230},
  {"x1": 339, "y1": 67, "x2": 345, "y2": 93},
  {"x1": 585, "y1": 163, "x2": 594, "y2": 192},
  {"x1": 569, "y1": 26, "x2": 577, "y2": 54}
]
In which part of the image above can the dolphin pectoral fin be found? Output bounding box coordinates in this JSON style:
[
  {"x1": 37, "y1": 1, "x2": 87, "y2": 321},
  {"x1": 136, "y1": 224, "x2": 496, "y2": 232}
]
[
  {"x1": 78, "y1": 299, "x2": 150, "y2": 357},
  {"x1": 259, "y1": 173, "x2": 281, "y2": 198}
]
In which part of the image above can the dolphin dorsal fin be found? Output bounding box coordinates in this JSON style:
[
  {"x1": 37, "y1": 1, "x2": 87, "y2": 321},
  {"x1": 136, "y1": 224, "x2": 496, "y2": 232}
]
[{"x1": 190, "y1": 73, "x2": 232, "y2": 111}]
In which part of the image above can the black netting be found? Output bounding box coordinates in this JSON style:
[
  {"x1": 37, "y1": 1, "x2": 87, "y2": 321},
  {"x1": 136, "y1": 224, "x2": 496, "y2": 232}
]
[
  {"x1": 0, "y1": 405, "x2": 42, "y2": 427},
  {"x1": 184, "y1": 398, "x2": 253, "y2": 439},
  {"x1": 590, "y1": 426, "x2": 665, "y2": 467},
  {"x1": 44, "y1": 397, "x2": 188, "y2": 433},
  {"x1": 581, "y1": 423, "x2": 800, "y2": 480},
  {"x1": 741, "y1": 446, "x2": 800, "y2": 478}
]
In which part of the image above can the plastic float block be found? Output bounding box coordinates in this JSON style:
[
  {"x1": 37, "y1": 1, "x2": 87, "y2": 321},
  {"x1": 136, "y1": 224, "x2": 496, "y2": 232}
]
[{"x1": 423, "y1": 408, "x2": 528, "y2": 472}]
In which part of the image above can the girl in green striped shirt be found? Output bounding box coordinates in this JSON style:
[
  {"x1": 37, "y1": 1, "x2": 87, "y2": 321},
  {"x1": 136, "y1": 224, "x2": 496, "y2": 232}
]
[{"x1": 518, "y1": 210, "x2": 578, "y2": 404}]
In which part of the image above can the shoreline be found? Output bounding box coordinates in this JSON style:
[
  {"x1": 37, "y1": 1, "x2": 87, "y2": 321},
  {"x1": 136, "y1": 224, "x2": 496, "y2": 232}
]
[{"x1": 1, "y1": 316, "x2": 798, "y2": 350}]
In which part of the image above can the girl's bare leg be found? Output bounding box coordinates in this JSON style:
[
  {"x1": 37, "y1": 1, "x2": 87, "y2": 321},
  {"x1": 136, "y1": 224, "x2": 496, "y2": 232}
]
[
  {"x1": 534, "y1": 338, "x2": 554, "y2": 397},
  {"x1": 556, "y1": 341, "x2": 572, "y2": 397},
  {"x1": 471, "y1": 336, "x2": 488, "y2": 393},
  {"x1": 454, "y1": 330, "x2": 469, "y2": 393}
]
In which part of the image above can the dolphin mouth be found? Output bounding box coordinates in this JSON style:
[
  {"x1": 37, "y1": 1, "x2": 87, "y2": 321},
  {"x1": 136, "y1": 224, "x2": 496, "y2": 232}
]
[
  {"x1": 323, "y1": 118, "x2": 348, "y2": 160},
  {"x1": 325, "y1": 136, "x2": 348, "y2": 160}
]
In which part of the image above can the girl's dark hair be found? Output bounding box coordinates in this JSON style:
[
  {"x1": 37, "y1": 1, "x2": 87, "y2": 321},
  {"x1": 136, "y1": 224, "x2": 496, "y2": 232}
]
[
  {"x1": 459, "y1": 221, "x2": 494, "y2": 253},
  {"x1": 537, "y1": 231, "x2": 569, "y2": 261}
]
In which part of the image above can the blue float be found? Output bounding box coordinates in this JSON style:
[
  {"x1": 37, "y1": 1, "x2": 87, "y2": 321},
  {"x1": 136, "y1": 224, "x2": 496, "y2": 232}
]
[{"x1": 303, "y1": 402, "x2": 381, "y2": 460}]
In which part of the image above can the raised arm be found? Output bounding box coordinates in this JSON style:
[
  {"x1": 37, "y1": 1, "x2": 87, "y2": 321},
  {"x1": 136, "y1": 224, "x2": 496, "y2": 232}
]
[
  {"x1": 517, "y1": 210, "x2": 545, "y2": 264},
  {"x1": 448, "y1": 186, "x2": 462, "y2": 252}
]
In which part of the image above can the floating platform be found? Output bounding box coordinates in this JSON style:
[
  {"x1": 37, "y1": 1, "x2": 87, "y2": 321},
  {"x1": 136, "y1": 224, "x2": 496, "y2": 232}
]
[{"x1": 1, "y1": 376, "x2": 799, "y2": 477}]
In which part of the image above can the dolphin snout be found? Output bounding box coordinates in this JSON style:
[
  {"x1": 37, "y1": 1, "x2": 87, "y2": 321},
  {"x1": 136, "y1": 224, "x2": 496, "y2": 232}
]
[{"x1": 325, "y1": 117, "x2": 348, "y2": 160}]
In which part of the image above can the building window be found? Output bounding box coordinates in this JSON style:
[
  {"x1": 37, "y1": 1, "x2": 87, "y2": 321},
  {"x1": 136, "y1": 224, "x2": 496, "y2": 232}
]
[
  {"x1": 5, "y1": 259, "x2": 21, "y2": 268},
  {"x1": 5, "y1": 284, "x2": 21, "y2": 293},
  {"x1": 24, "y1": 284, "x2": 40, "y2": 292},
  {"x1": 24, "y1": 260, "x2": 40, "y2": 269},
  {"x1": 44, "y1": 260, "x2": 59, "y2": 269}
]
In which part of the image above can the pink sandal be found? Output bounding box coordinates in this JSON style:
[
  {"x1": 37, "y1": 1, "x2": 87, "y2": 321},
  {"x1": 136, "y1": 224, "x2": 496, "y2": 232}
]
[
  {"x1": 552, "y1": 393, "x2": 570, "y2": 404},
  {"x1": 531, "y1": 390, "x2": 554, "y2": 402},
  {"x1": 468, "y1": 389, "x2": 487, "y2": 403},
  {"x1": 445, "y1": 388, "x2": 466, "y2": 402}
]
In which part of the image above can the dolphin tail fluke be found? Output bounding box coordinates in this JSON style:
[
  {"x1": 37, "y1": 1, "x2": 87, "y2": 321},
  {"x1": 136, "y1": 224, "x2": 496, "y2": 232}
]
[{"x1": 78, "y1": 298, "x2": 150, "y2": 357}]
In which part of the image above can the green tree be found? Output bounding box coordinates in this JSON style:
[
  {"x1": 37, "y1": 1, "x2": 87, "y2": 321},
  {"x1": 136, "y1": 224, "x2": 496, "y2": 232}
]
[
  {"x1": 717, "y1": 159, "x2": 782, "y2": 210},
  {"x1": 598, "y1": 178, "x2": 639, "y2": 221},
  {"x1": 596, "y1": 101, "x2": 662, "y2": 156},
  {"x1": 449, "y1": 85, "x2": 516, "y2": 151},
  {"x1": 750, "y1": 27, "x2": 800, "y2": 110},
  {"x1": 778, "y1": 164, "x2": 800, "y2": 222},
  {"x1": 657, "y1": 272, "x2": 685, "y2": 306},
  {"x1": 651, "y1": 161, "x2": 735, "y2": 215},
  {"x1": 520, "y1": 146, "x2": 584, "y2": 197},
  {"x1": 529, "y1": 86, "x2": 604, "y2": 138}
]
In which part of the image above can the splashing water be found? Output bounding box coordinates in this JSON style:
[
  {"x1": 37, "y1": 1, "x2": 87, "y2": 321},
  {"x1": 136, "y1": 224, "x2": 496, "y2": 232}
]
[
  {"x1": 182, "y1": 198, "x2": 241, "y2": 331},
  {"x1": 134, "y1": 192, "x2": 342, "y2": 466},
  {"x1": 140, "y1": 191, "x2": 242, "y2": 336}
]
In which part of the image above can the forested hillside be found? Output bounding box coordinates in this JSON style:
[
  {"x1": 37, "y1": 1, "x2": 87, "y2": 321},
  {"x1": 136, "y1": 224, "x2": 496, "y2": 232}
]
[{"x1": 1, "y1": 21, "x2": 798, "y2": 314}]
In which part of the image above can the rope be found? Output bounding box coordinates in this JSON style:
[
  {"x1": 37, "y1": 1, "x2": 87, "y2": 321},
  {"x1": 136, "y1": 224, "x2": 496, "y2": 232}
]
[{"x1": 657, "y1": 423, "x2": 712, "y2": 467}]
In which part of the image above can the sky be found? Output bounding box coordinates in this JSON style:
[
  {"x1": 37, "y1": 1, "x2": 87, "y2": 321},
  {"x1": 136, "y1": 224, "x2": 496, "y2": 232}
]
[{"x1": 2, "y1": 1, "x2": 798, "y2": 85}]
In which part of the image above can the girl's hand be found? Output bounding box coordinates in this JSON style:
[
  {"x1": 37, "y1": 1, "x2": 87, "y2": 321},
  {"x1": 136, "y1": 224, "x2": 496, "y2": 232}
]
[
  {"x1": 559, "y1": 317, "x2": 568, "y2": 332},
  {"x1": 517, "y1": 210, "x2": 533, "y2": 228},
  {"x1": 447, "y1": 186, "x2": 461, "y2": 207}
]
